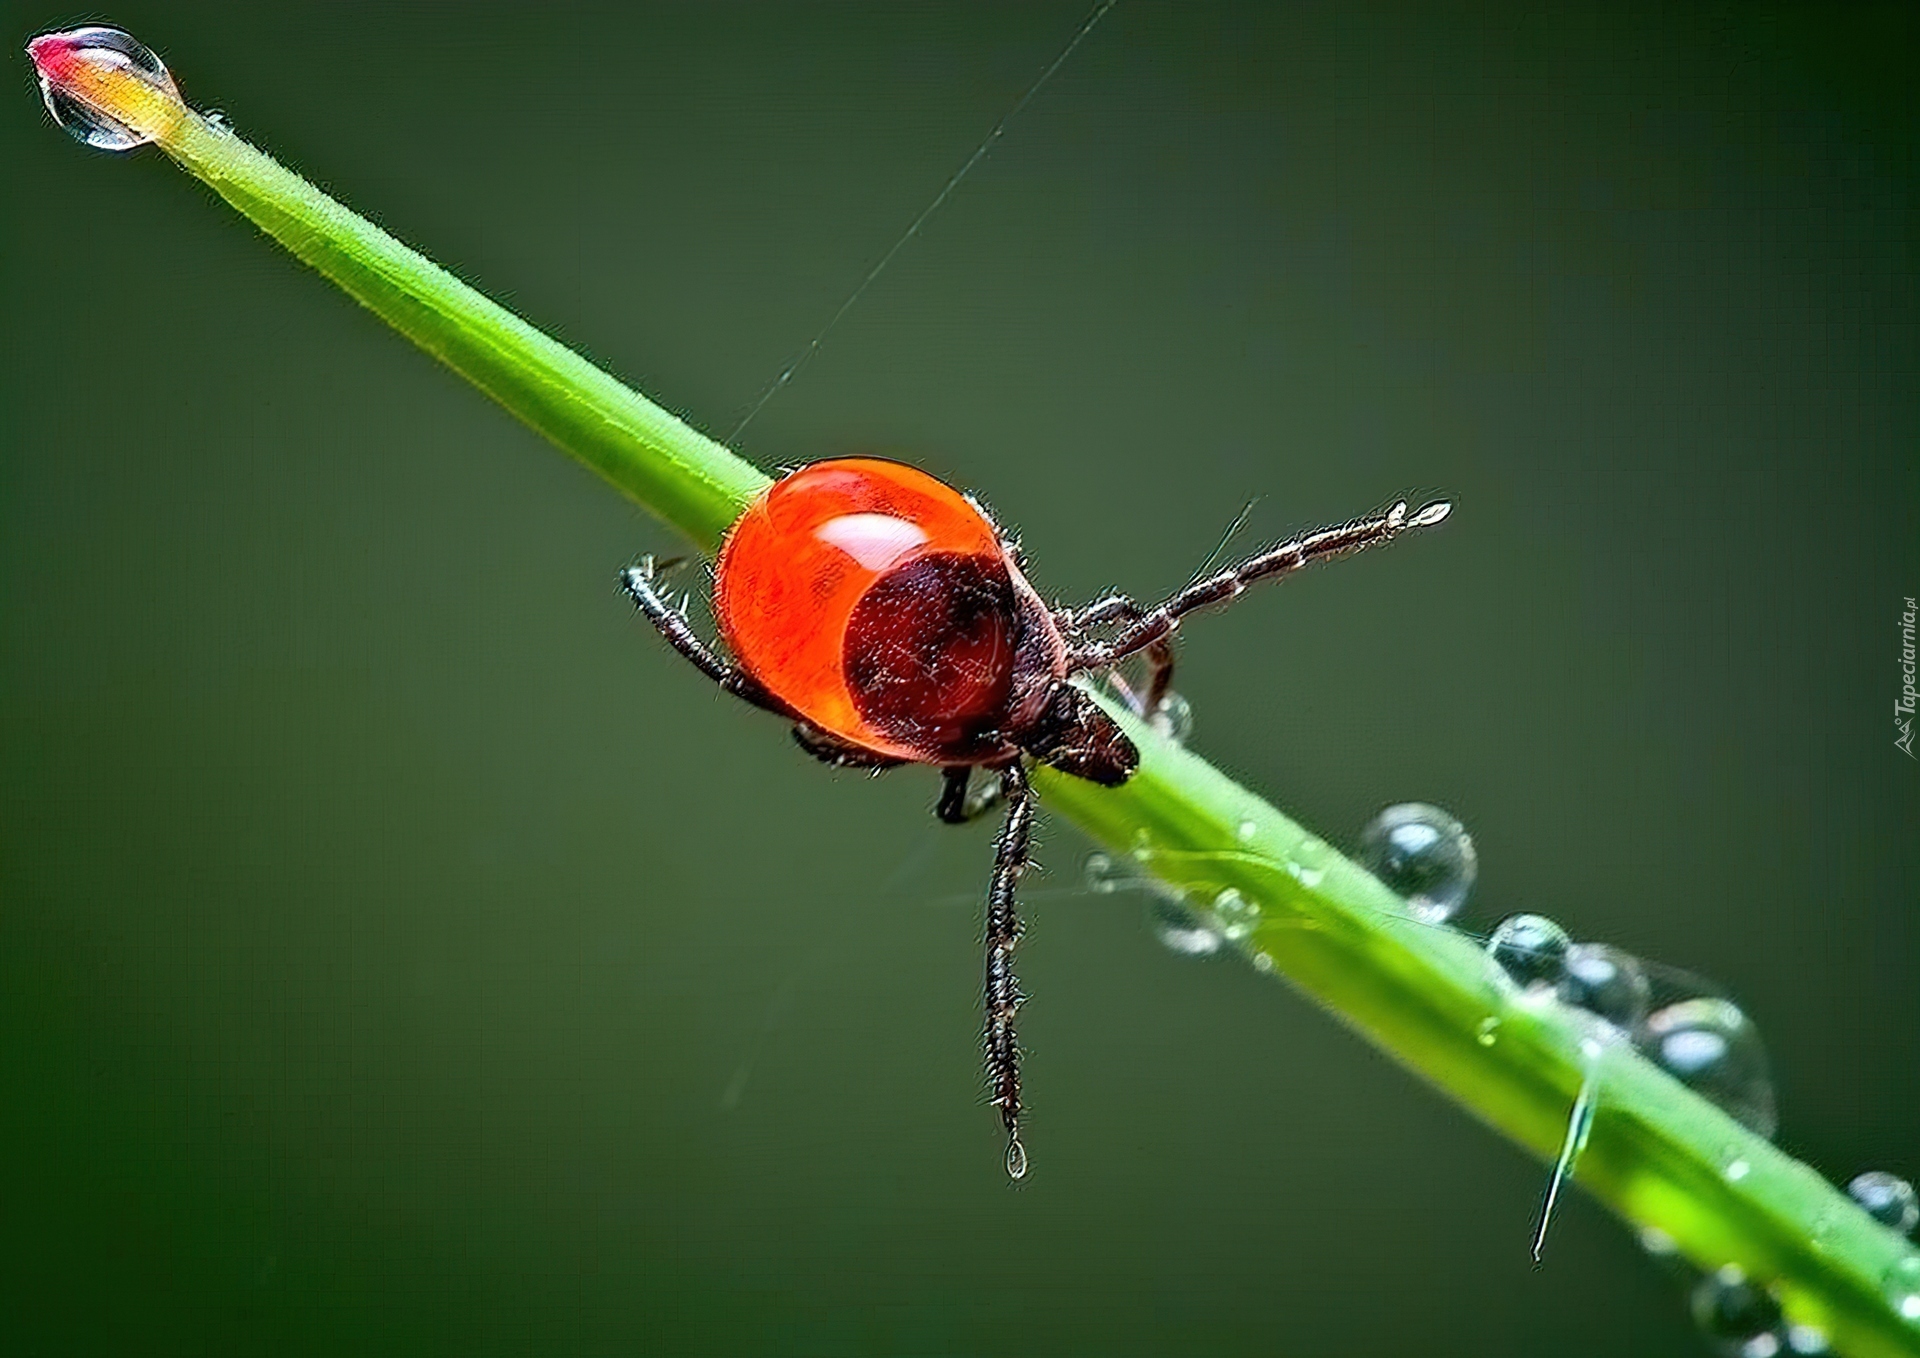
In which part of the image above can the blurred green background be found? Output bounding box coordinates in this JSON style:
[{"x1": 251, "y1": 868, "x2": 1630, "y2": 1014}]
[{"x1": 4, "y1": 3, "x2": 1915, "y2": 1354}]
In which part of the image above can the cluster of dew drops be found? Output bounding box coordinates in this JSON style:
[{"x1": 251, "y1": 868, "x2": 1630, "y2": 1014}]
[{"x1": 1085, "y1": 696, "x2": 1918, "y2": 1357}]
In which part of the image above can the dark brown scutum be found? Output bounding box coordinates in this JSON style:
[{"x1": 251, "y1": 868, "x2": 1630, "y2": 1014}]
[{"x1": 843, "y1": 551, "x2": 1017, "y2": 760}]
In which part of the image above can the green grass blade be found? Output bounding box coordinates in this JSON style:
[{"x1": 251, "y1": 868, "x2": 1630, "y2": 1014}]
[{"x1": 166, "y1": 115, "x2": 771, "y2": 552}]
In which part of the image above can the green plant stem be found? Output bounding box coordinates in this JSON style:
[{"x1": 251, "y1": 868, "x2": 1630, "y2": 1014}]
[
  {"x1": 165, "y1": 115, "x2": 770, "y2": 552},
  {"x1": 125, "y1": 101, "x2": 1920, "y2": 1357}
]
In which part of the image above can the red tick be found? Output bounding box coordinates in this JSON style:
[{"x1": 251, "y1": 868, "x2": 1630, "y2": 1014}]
[{"x1": 623, "y1": 456, "x2": 1450, "y2": 1178}]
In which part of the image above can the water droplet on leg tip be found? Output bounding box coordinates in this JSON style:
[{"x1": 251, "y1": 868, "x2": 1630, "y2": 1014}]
[{"x1": 1005, "y1": 1139, "x2": 1028, "y2": 1180}]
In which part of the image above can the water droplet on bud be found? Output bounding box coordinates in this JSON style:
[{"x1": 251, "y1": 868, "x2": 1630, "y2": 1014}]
[{"x1": 27, "y1": 27, "x2": 180, "y2": 152}]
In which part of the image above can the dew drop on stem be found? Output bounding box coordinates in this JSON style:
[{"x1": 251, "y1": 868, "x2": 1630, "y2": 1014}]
[
  {"x1": 1149, "y1": 690, "x2": 1194, "y2": 744},
  {"x1": 1146, "y1": 896, "x2": 1226, "y2": 958},
  {"x1": 1209, "y1": 887, "x2": 1259, "y2": 942},
  {"x1": 1781, "y1": 1324, "x2": 1830, "y2": 1355},
  {"x1": 1690, "y1": 1266, "x2": 1784, "y2": 1358},
  {"x1": 1637, "y1": 997, "x2": 1778, "y2": 1139},
  {"x1": 1083, "y1": 852, "x2": 1228, "y2": 959},
  {"x1": 1556, "y1": 943, "x2": 1651, "y2": 1031},
  {"x1": 1083, "y1": 851, "x2": 1130, "y2": 895},
  {"x1": 1486, "y1": 912, "x2": 1571, "y2": 990},
  {"x1": 1884, "y1": 1253, "x2": 1920, "y2": 1324},
  {"x1": 1847, "y1": 1171, "x2": 1919, "y2": 1236},
  {"x1": 1355, "y1": 802, "x2": 1476, "y2": 925}
]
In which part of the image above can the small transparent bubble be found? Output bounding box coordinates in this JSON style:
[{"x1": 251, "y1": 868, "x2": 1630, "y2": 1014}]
[
  {"x1": 1885, "y1": 1253, "x2": 1920, "y2": 1324},
  {"x1": 1635, "y1": 1224, "x2": 1698, "y2": 1284},
  {"x1": 1355, "y1": 802, "x2": 1477, "y2": 925},
  {"x1": 1005, "y1": 1139, "x2": 1028, "y2": 1180},
  {"x1": 1782, "y1": 1324, "x2": 1829, "y2": 1355},
  {"x1": 1286, "y1": 858, "x2": 1326, "y2": 889},
  {"x1": 1086, "y1": 852, "x2": 1211, "y2": 961},
  {"x1": 1848, "y1": 1171, "x2": 1919, "y2": 1236},
  {"x1": 1691, "y1": 1266, "x2": 1784, "y2": 1358},
  {"x1": 1147, "y1": 896, "x2": 1226, "y2": 959},
  {"x1": 1235, "y1": 819, "x2": 1258, "y2": 843},
  {"x1": 1475, "y1": 1015, "x2": 1502, "y2": 1047},
  {"x1": 1487, "y1": 913, "x2": 1571, "y2": 990},
  {"x1": 29, "y1": 27, "x2": 179, "y2": 152},
  {"x1": 1638, "y1": 1225, "x2": 1679, "y2": 1258},
  {"x1": 1637, "y1": 998, "x2": 1778, "y2": 1139},
  {"x1": 1210, "y1": 887, "x2": 1259, "y2": 942},
  {"x1": 1252, "y1": 950, "x2": 1275, "y2": 974},
  {"x1": 1807, "y1": 1208, "x2": 1838, "y2": 1257},
  {"x1": 1284, "y1": 838, "x2": 1329, "y2": 889},
  {"x1": 1149, "y1": 691, "x2": 1194, "y2": 744},
  {"x1": 1639, "y1": 957, "x2": 1735, "y2": 1011},
  {"x1": 1083, "y1": 852, "x2": 1128, "y2": 895},
  {"x1": 1725, "y1": 1157, "x2": 1752, "y2": 1183},
  {"x1": 1557, "y1": 943, "x2": 1652, "y2": 1031}
]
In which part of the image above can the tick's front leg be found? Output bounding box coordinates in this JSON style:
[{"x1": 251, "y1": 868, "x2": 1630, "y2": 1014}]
[{"x1": 620, "y1": 563, "x2": 794, "y2": 718}]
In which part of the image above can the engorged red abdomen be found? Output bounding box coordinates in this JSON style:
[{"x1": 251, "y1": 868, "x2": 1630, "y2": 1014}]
[{"x1": 714, "y1": 458, "x2": 1019, "y2": 763}]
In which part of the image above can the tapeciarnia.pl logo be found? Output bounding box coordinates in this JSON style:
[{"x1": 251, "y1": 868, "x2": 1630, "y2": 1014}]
[{"x1": 1898, "y1": 596, "x2": 1917, "y2": 759}]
